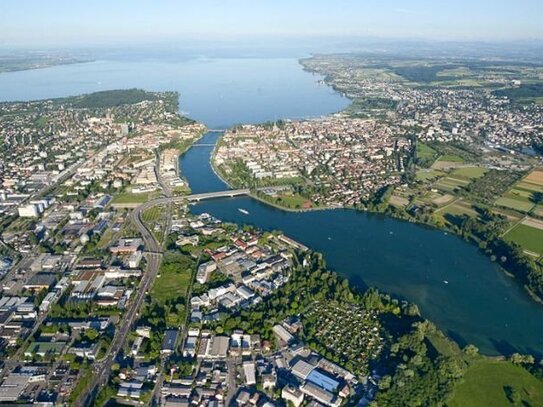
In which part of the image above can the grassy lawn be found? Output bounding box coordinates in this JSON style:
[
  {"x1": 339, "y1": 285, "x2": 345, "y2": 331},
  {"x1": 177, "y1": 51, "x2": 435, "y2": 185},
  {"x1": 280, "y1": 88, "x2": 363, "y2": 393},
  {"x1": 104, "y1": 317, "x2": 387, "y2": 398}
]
[
  {"x1": 142, "y1": 205, "x2": 169, "y2": 244},
  {"x1": 449, "y1": 359, "x2": 543, "y2": 407},
  {"x1": 96, "y1": 229, "x2": 115, "y2": 249},
  {"x1": 275, "y1": 194, "x2": 312, "y2": 209},
  {"x1": 142, "y1": 206, "x2": 164, "y2": 223},
  {"x1": 182, "y1": 238, "x2": 228, "y2": 257},
  {"x1": 68, "y1": 364, "x2": 93, "y2": 404},
  {"x1": 504, "y1": 223, "x2": 543, "y2": 255}
]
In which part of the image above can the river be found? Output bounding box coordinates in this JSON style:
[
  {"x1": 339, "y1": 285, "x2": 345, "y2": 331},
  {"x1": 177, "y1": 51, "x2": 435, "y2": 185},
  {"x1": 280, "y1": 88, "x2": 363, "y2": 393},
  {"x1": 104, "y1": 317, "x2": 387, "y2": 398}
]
[{"x1": 1, "y1": 54, "x2": 542, "y2": 356}]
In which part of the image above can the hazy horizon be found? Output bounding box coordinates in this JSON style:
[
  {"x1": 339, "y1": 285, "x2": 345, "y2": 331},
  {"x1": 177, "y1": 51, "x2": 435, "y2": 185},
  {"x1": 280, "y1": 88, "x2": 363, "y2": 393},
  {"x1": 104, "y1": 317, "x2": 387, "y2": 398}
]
[{"x1": 2, "y1": 0, "x2": 543, "y2": 48}]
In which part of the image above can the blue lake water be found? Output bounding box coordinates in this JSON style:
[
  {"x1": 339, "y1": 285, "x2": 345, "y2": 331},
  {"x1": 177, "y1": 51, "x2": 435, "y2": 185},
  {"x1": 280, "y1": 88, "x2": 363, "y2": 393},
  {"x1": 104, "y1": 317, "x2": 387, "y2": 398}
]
[
  {"x1": 0, "y1": 57, "x2": 348, "y2": 128},
  {"x1": 2, "y1": 55, "x2": 543, "y2": 356}
]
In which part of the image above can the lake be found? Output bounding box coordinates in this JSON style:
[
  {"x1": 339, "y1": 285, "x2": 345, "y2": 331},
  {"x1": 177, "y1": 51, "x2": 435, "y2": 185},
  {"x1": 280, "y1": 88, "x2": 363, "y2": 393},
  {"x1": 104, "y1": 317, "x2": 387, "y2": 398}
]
[
  {"x1": 0, "y1": 56, "x2": 348, "y2": 129},
  {"x1": 1, "y1": 54, "x2": 543, "y2": 356}
]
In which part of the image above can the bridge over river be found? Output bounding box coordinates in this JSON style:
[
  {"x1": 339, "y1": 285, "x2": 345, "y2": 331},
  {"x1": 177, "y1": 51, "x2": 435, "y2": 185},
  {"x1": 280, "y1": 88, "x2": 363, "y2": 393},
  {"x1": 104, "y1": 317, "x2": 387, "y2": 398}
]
[
  {"x1": 185, "y1": 189, "x2": 250, "y2": 201},
  {"x1": 112, "y1": 188, "x2": 252, "y2": 209}
]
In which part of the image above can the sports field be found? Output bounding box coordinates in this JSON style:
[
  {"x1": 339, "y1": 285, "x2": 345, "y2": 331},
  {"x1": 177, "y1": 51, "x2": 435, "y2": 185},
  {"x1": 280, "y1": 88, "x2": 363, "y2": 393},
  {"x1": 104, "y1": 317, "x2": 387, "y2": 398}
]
[{"x1": 504, "y1": 221, "x2": 543, "y2": 255}]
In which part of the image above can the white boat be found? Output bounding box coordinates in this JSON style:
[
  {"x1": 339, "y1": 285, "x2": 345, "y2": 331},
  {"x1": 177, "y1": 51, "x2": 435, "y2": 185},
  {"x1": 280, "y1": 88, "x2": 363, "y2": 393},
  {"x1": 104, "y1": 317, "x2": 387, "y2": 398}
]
[{"x1": 238, "y1": 208, "x2": 249, "y2": 215}]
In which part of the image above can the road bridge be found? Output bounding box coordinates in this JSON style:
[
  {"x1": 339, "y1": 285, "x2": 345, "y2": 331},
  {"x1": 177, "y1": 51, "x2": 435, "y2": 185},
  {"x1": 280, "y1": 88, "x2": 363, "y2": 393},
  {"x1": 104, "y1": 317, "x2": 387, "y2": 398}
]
[{"x1": 185, "y1": 189, "x2": 250, "y2": 201}]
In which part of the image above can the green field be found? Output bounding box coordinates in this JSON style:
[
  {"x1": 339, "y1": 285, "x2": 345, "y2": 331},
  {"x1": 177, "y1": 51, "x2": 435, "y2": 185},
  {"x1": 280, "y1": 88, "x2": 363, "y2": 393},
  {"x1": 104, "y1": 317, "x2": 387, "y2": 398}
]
[
  {"x1": 450, "y1": 167, "x2": 488, "y2": 179},
  {"x1": 507, "y1": 187, "x2": 540, "y2": 201},
  {"x1": 151, "y1": 252, "x2": 195, "y2": 326},
  {"x1": 435, "y1": 176, "x2": 470, "y2": 193},
  {"x1": 504, "y1": 223, "x2": 543, "y2": 255},
  {"x1": 111, "y1": 192, "x2": 152, "y2": 205},
  {"x1": 495, "y1": 196, "x2": 535, "y2": 212},
  {"x1": 152, "y1": 254, "x2": 194, "y2": 303},
  {"x1": 436, "y1": 200, "x2": 478, "y2": 222},
  {"x1": 416, "y1": 142, "x2": 439, "y2": 167},
  {"x1": 416, "y1": 169, "x2": 445, "y2": 181},
  {"x1": 417, "y1": 142, "x2": 438, "y2": 158},
  {"x1": 275, "y1": 194, "x2": 312, "y2": 209},
  {"x1": 517, "y1": 181, "x2": 543, "y2": 193},
  {"x1": 142, "y1": 206, "x2": 163, "y2": 223},
  {"x1": 439, "y1": 154, "x2": 466, "y2": 163},
  {"x1": 449, "y1": 359, "x2": 543, "y2": 407}
]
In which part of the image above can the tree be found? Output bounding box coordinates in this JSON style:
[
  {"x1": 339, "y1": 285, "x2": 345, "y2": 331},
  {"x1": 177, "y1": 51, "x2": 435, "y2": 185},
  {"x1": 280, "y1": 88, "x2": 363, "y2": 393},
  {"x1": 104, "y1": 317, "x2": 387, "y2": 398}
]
[
  {"x1": 510, "y1": 353, "x2": 535, "y2": 365},
  {"x1": 463, "y1": 344, "x2": 479, "y2": 356},
  {"x1": 84, "y1": 328, "x2": 99, "y2": 341},
  {"x1": 531, "y1": 192, "x2": 543, "y2": 205},
  {"x1": 504, "y1": 385, "x2": 522, "y2": 405}
]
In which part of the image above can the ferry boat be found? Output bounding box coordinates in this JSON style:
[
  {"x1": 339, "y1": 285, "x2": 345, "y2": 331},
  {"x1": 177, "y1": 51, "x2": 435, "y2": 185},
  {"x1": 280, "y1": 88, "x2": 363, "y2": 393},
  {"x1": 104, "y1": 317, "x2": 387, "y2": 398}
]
[{"x1": 238, "y1": 208, "x2": 249, "y2": 215}]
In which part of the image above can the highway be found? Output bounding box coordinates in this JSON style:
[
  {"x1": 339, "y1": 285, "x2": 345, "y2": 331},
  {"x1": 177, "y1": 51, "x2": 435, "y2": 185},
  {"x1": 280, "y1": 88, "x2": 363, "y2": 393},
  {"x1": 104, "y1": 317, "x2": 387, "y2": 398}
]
[
  {"x1": 154, "y1": 150, "x2": 172, "y2": 199},
  {"x1": 78, "y1": 202, "x2": 163, "y2": 406}
]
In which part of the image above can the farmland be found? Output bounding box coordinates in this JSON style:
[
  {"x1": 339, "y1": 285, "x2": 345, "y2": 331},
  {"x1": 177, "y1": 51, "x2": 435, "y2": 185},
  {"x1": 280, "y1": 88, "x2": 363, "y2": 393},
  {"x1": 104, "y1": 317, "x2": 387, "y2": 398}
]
[{"x1": 495, "y1": 169, "x2": 543, "y2": 213}]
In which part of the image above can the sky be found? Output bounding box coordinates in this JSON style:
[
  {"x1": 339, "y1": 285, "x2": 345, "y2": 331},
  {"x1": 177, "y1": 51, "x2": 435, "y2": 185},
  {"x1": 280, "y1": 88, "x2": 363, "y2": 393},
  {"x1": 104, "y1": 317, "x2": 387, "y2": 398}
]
[{"x1": 1, "y1": 0, "x2": 543, "y2": 47}]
